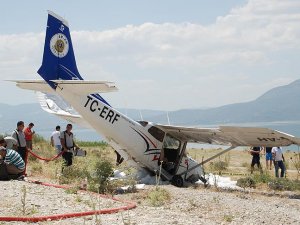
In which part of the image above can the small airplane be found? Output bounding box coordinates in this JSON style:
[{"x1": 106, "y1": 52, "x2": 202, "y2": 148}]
[{"x1": 12, "y1": 11, "x2": 300, "y2": 186}]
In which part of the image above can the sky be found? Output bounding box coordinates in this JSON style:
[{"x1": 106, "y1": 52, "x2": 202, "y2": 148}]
[{"x1": 1, "y1": 0, "x2": 300, "y2": 111}]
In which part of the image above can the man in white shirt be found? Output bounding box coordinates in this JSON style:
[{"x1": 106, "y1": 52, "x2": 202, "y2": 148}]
[
  {"x1": 12, "y1": 121, "x2": 27, "y2": 161},
  {"x1": 271, "y1": 147, "x2": 285, "y2": 178},
  {"x1": 50, "y1": 126, "x2": 62, "y2": 154}
]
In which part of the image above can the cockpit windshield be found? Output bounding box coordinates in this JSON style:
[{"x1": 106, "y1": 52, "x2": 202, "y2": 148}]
[{"x1": 163, "y1": 134, "x2": 181, "y2": 150}]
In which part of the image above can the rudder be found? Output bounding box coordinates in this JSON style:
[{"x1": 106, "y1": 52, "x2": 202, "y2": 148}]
[{"x1": 38, "y1": 11, "x2": 83, "y2": 89}]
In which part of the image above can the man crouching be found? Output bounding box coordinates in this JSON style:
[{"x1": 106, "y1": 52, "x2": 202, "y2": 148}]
[{"x1": 0, "y1": 138, "x2": 25, "y2": 175}]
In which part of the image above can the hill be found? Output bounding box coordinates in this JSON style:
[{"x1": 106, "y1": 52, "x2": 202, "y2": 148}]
[
  {"x1": 1, "y1": 79, "x2": 300, "y2": 138},
  {"x1": 149, "y1": 79, "x2": 300, "y2": 125}
]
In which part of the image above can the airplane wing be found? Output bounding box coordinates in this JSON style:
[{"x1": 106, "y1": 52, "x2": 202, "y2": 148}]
[{"x1": 155, "y1": 124, "x2": 300, "y2": 147}]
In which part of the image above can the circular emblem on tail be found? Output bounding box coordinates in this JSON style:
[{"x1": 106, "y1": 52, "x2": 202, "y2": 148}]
[{"x1": 50, "y1": 33, "x2": 69, "y2": 58}]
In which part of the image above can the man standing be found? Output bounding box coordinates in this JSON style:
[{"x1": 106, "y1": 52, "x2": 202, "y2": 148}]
[
  {"x1": 12, "y1": 121, "x2": 27, "y2": 161},
  {"x1": 264, "y1": 147, "x2": 273, "y2": 170},
  {"x1": 60, "y1": 124, "x2": 79, "y2": 168},
  {"x1": 24, "y1": 122, "x2": 35, "y2": 150},
  {"x1": 272, "y1": 146, "x2": 285, "y2": 178},
  {"x1": 250, "y1": 146, "x2": 262, "y2": 174},
  {"x1": 51, "y1": 125, "x2": 62, "y2": 154}
]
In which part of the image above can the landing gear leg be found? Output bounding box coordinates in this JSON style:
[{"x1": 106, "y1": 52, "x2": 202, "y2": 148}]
[{"x1": 199, "y1": 176, "x2": 208, "y2": 188}]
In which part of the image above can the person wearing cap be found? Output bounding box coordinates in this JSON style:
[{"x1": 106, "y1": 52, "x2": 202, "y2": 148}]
[
  {"x1": 24, "y1": 122, "x2": 35, "y2": 150},
  {"x1": 0, "y1": 139, "x2": 25, "y2": 175},
  {"x1": 4, "y1": 136, "x2": 18, "y2": 150},
  {"x1": 12, "y1": 121, "x2": 27, "y2": 161}
]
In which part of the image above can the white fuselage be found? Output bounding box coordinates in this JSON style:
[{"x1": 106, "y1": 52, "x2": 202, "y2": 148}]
[{"x1": 56, "y1": 85, "x2": 203, "y2": 179}]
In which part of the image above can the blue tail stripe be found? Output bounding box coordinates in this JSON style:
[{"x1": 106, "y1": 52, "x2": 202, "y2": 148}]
[
  {"x1": 91, "y1": 93, "x2": 111, "y2": 107},
  {"x1": 37, "y1": 11, "x2": 111, "y2": 107},
  {"x1": 38, "y1": 12, "x2": 83, "y2": 87}
]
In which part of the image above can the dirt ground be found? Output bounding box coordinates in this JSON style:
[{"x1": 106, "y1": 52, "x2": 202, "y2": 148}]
[{"x1": 0, "y1": 179, "x2": 299, "y2": 225}]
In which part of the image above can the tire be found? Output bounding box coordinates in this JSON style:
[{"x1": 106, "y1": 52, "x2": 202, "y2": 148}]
[{"x1": 171, "y1": 175, "x2": 184, "y2": 187}]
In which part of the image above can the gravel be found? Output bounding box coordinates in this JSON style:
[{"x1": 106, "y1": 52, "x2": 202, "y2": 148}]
[{"x1": 1, "y1": 179, "x2": 300, "y2": 225}]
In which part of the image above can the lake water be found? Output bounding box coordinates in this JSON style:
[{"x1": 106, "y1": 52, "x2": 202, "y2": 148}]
[{"x1": 37, "y1": 120, "x2": 300, "y2": 151}]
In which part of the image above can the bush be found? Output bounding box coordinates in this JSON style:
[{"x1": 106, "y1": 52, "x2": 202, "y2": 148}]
[
  {"x1": 237, "y1": 177, "x2": 256, "y2": 188},
  {"x1": 252, "y1": 172, "x2": 272, "y2": 184},
  {"x1": 268, "y1": 179, "x2": 300, "y2": 191},
  {"x1": 209, "y1": 161, "x2": 228, "y2": 172},
  {"x1": 147, "y1": 187, "x2": 171, "y2": 207},
  {"x1": 88, "y1": 159, "x2": 113, "y2": 194},
  {"x1": 290, "y1": 152, "x2": 300, "y2": 179},
  {"x1": 59, "y1": 165, "x2": 90, "y2": 185}
]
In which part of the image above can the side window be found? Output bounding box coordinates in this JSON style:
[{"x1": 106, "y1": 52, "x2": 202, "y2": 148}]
[
  {"x1": 163, "y1": 134, "x2": 180, "y2": 150},
  {"x1": 148, "y1": 126, "x2": 165, "y2": 142},
  {"x1": 137, "y1": 121, "x2": 148, "y2": 127}
]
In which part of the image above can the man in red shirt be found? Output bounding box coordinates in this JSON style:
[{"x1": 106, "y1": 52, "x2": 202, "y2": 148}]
[{"x1": 24, "y1": 122, "x2": 35, "y2": 150}]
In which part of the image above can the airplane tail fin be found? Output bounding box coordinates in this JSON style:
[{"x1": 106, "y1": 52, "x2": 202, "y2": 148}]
[
  {"x1": 37, "y1": 11, "x2": 112, "y2": 106},
  {"x1": 37, "y1": 11, "x2": 83, "y2": 89}
]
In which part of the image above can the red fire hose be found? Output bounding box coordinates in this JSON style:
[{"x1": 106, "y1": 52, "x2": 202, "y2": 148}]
[
  {"x1": 23, "y1": 149, "x2": 63, "y2": 176},
  {"x1": 27, "y1": 149, "x2": 63, "y2": 161},
  {"x1": 0, "y1": 180, "x2": 137, "y2": 222}
]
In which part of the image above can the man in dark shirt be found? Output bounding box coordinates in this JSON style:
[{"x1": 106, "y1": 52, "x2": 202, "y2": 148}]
[{"x1": 250, "y1": 147, "x2": 262, "y2": 174}]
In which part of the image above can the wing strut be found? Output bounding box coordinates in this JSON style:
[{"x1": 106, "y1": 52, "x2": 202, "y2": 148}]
[{"x1": 177, "y1": 145, "x2": 237, "y2": 177}]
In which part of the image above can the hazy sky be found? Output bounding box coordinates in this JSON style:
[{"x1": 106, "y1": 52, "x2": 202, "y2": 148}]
[{"x1": 1, "y1": 0, "x2": 299, "y2": 110}]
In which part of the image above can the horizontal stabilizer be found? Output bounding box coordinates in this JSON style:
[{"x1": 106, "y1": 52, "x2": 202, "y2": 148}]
[
  {"x1": 37, "y1": 92, "x2": 92, "y2": 128},
  {"x1": 51, "y1": 80, "x2": 118, "y2": 94},
  {"x1": 9, "y1": 80, "x2": 118, "y2": 95},
  {"x1": 8, "y1": 80, "x2": 55, "y2": 94}
]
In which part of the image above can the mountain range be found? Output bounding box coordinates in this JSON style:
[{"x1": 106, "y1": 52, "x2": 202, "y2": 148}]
[{"x1": 1, "y1": 79, "x2": 300, "y2": 138}]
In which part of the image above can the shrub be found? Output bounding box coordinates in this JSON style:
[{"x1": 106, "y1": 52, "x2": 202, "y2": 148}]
[
  {"x1": 88, "y1": 159, "x2": 113, "y2": 194},
  {"x1": 252, "y1": 172, "x2": 272, "y2": 184},
  {"x1": 268, "y1": 179, "x2": 300, "y2": 191},
  {"x1": 209, "y1": 161, "x2": 228, "y2": 172},
  {"x1": 147, "y1": 187, "x2": 171, "y2": 207},
  {"x1": 290, "y1": 152, "x2": 300, "y2": 179},
  {"x1": 59, "y1": 165, "x2": 90, "y2": 185},
  {"x1": 236, "y1": 177, "x2": 256, "y2": 188}
]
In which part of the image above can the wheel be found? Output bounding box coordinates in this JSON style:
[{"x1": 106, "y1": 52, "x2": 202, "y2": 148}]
[{"x1": 171, "y1": 175, "x2": 184, "y2": 187}]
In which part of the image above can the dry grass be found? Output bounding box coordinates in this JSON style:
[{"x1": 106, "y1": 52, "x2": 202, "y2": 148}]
[
  {"x1": 26, "y1": 137, "x2": 300, "y2": 190},
  {"x1": 188, "y1": 147, "x2": 300, "y2": 180}
]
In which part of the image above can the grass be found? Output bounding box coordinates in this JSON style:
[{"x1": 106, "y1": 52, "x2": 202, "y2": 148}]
[
  {"x1": 146, "y1": 187, "x2": 171, "y2": 207},
  {"x1": 25, "y1": 134, "x2": 300, "y2": 195},
  {"x1": 189, "y1": 147, "x2": 300, "y2": 179},
  {"x1": 223, "y1": 214, "x2": 234, "y2": 222}
]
